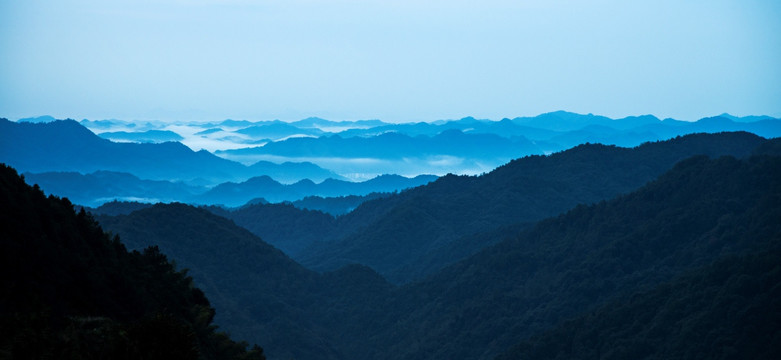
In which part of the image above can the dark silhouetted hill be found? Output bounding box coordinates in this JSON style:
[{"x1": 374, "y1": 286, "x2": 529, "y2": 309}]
[
  {"x1": 206, "y1": 202, "x2": 338, "y2": 257},
  {"x1": 0, "y1": 163, "x2": 265, "y2": 359},
  {"x1": 97, "y1": 202, "x2": 384, "y2": 360},
  {"x1": 85, "y1": 200, "x2": 155, "y2": 216}
]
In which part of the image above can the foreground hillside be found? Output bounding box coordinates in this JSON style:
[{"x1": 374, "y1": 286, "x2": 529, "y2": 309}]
[
  {"x1": 497, "y1": 250, "x2": 781, "y2": 360},
  {"x1": 370, "y1": 154, "x2": 781, "y2": 359},
  {"x1": 98, "y1": 151, "x2": 781, "y2": 359},
  {"x1": 96, "y1": 203, "x2": 338, "y2": 360},
  {"x1": 0, "y1": 164, "x2": 265, "y2": 359}
]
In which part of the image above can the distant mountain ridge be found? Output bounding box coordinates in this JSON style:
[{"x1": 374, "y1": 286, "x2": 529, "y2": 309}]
[
  {"x1": 213, "y1": 112, "x2": 781, "y2": 176},
  {"x1": 98, "y1": 129, "x2": 184, "y2": 143},
  {"x1": 197, "y1": 117, "x2": 387, "y2": 130},
  {"x1": 0, "y1": 118, "x2": 341, "y2": 185},
  {"x1": 17, "y1": 115, "x2": 57, "y2": 123},
  {"x1": 11, "y1": 112, "x2": 780, "y2": 180},
  {"x1": 194, "y1": 173, "x2": 437, "y2": 207},
  {"x1": 246, "y1": 160, "x2": 347, "y2": 183},
  {"x1": 0, "y1": 118, "x2": 249, "y2": 183},
  {"x1": 22, "y1": 170, "x2": 205, "y2": 207},
  {"x1": 5, "y1": 113, "x2": 779, "y2": 209},
  {"x1": 22, "y1": 168, "x2": 435, "y2": 209},
  {"x1": 258, "y1": 111, "x2": 780, "y2": 145},
  {"x1": 218, "y1": 129, "x2": 540, "y2": 160},
  {"x1": 235, "y1": 121, "x2": 325, "y2": 140}
]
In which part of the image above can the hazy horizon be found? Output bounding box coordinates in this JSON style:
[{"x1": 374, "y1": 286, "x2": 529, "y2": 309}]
[
  {"x1": 7, "y1": 109, "x2": 780, "y2": 126},
  {"x1": 2, "y1": 0, "x2": 780, "y2": 123}
]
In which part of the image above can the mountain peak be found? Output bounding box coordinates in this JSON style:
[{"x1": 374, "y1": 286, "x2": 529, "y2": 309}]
[{"x1": 18, "y1": 115, "x2": 57, "y2": 123}]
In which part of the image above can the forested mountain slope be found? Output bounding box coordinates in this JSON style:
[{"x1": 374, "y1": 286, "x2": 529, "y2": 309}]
[
  {"x1": 362, "y1": 154, "x2": 781, "y2": 359},
  {"x1": 205, "y1": 202, "x2": 339, "y2": 257},
  {"x1": 0, "y1": 164, "x2": 265, "y2": 359},
  {"x1": 98, "y1": 153, "x2": 781, "y2": 360},
  {"x1": 496, "y1": 250, "x2": 781, "y2": 360},
  {"x1": 96, "y1": 203, "x2": 364, "y2": 360},
  {"x1": 296, "y1": 132, "x2": 767, "y2": 283}
]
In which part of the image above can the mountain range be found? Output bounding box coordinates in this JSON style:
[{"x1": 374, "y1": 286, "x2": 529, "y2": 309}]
[
  {"x1": 18, "y1": 111, "x2": 776, "y2": 180},
  {"x1": 21, "y1": 170, "x2": 202, "y2": 206},
  {"x1": 0, "y1": 118, "x2": 277, "y2": 184},
  {"x1": 251, "y1": 132, "x2": 765, "y2": 284},
  {"x1": 0, "y1": 118, "x2": 346, "y2": 185},
  {"x1": 81, "y1": 132, "x2": 770, "y2": 285},
  {"x1": 6, "y1": 108, "x2": 780, "y2": 359},
  {"x1": 1, "y1": 118, "x2": 437, "y2": 208},
  {"x1": 195, "y1": 174, "x2": 437, "y2": 207},
  {"x1": 216, "y1": 112, "x2": 781, "y2": 163},
  {"x1": 22, "y1": 169, "x2": 435, "y2": 209},
  {"x1": 96, "y1": 147, "x2": 781, "y2": 360},
  {"x1": 6, "y1": 112, "x2": 780, "y2": 203},
  {"x1": 218, "y1": 130, "x2": 540, "y2": 160},
  {"x1": 98, "y1": 129, "x2": 184, "y2": 143}
]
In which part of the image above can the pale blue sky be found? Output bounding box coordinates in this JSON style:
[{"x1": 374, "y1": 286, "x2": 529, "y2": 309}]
[{"x1": 1, "y1": 0, "x2": 779, "y2": 123}]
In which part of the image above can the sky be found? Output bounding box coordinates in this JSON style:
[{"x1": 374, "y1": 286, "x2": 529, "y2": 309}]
[{"x1": 1, "y1": 0, "x2": 779, "y2": 123}]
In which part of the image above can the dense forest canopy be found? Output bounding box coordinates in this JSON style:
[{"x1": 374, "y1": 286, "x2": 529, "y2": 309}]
[{"x1": 0, "y1": 163, "x2": 265, "y2": 359}]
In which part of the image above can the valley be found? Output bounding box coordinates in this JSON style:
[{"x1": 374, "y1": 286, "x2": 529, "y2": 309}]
[{"x1": 2, "y1": 113, "x2": 780, "y2": 359}]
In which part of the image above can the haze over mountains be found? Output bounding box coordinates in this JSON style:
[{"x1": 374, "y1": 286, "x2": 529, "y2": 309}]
[
  {"x1": 3, "y1": 111, "x2": 781, "y2": 359},
  {"x1": 5, "y1": 112, "x2": 780, "y2": 209},
  {"x1": 15, "y1": 111, "x2": 781, "y2": 176},
  {"x1": 0, "y1": 118, "x2": 434, "y2": 208}
]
